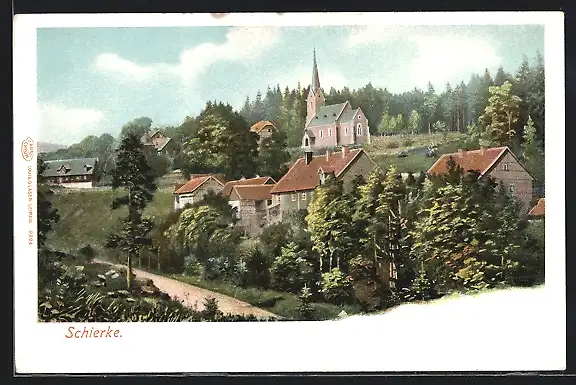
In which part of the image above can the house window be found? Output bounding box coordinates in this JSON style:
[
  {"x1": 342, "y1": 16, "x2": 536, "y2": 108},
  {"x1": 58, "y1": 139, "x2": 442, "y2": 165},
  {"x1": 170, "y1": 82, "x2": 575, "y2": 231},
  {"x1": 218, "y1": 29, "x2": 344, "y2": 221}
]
[
  {"x1": 301, "y1": 192, "x2": 307, "y2": 201},
  {"x1": 357, "y1": 124, "x2": 362, "y2": 135},
  {"x1": 292, "y1": 194, "x2": 296, "y2": 201},
  {"x1": 328, "y1": 128, "x2": 332, "y2": 137},
  {"x1": 320, "y1": 130, "x2": 324, "y2": 138},
  {"x1": 509, "y1": 183, "x2": 516, "y2": 193},
  {"x1": 503, "y1": 163, "x2": 509, "y2": 171},
  {"x1": 176, "y1": 195, "x2": 180, "y2": 204},
  {"x1": 267, "y1": 199, "x2": 273, "y2": 206}
]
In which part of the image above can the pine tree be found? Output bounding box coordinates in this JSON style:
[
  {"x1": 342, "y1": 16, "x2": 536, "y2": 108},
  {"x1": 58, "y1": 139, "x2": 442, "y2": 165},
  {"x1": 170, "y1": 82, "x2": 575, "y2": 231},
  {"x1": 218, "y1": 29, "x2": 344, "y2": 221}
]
[
  {"x1": 257, "y1": 128, "x2": 290, "y2": 181},
  {"x1": 521, "y1": 115, "x2": 544, "y2": 184},
  {"x1": 105, "y1": 132, "x2": 157, "y2": 290}
]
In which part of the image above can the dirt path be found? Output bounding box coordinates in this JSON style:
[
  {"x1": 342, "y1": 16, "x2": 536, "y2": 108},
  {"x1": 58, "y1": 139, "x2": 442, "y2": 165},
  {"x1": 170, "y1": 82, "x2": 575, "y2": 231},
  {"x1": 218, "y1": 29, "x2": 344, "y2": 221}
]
[{"x1": 94, "y1": 259, "x2": 279, "y2": 319}]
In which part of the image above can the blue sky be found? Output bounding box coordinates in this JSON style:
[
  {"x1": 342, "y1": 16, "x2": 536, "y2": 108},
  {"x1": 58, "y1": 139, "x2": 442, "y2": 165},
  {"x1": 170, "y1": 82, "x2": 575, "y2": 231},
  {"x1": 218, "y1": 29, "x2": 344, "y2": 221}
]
[{"x1": 37, "y1": 24, "x2": 544, "y2": 145}]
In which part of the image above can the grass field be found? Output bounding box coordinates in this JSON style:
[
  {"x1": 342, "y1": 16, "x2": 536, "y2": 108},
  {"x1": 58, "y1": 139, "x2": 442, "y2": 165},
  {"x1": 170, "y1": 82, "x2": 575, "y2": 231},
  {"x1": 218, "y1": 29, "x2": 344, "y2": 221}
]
[
  {"x1": 165, "y1": 273, "x2": 360, "y2": 320},
  {"x1": 46, "y1": 189, "x2": 173, "y2": 256}
]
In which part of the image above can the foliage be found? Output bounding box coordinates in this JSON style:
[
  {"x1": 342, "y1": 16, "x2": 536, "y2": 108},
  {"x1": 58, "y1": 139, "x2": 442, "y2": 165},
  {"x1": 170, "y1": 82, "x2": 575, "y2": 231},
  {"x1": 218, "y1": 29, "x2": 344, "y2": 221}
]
[
  {"x1": 319, "y1": 268, "x2": 354, "y2": 305},
  {"x1": 521, "y1": 115, "x2": 545, "y2": 185},
  {"x1": 296, "y1": 285, "x2": 316, "y2": 320},
  {"x1": 167, "y1": 205, "x2": 242, "y2": 280},
  {"x1": 181, "y1": 102, "x2": 259, "y2": 181},
  {"x1": 38, "y1": 260, "x2": 275, "y2": 322},
  {"x1": 271, "y1": 242, "x2": 315, "y2": 294},
  {"x1": 411, "y1": 161, "x2": 525, "y2": 295},
  {"x1": 257, "y1": 128, "x2": 290, "y2": 181},
  {"x1": 479, "y1": 81, "x2": 522, "y2": 147},
  {"x1": 105, "y1": 132, "x2": 157, "y2": 290},
  {"x1": 37, "y1": 159, "x2": 60, "y2": 249}
]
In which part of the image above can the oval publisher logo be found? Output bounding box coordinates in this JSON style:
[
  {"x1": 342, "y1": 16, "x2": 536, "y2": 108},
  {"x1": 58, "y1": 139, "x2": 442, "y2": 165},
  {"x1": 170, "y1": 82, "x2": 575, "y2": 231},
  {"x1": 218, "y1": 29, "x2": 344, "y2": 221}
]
[{"x1": 21, "y1": 137, "x2": 34, "y2": 162}]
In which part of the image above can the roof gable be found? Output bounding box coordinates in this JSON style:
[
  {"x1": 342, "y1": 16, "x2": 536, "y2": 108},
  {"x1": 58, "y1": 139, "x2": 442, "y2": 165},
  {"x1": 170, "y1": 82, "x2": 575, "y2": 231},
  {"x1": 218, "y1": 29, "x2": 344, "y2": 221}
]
[
  {"x1": 426, "y1": 147, "x2": 532, "y2": 178},
  {"x1": 221, "y1": 176, "x2": 276, "y2": 198},
  {"x1": 231, "y1": 185, "x2": 275, "y2": 201},
  {"x1": 250, "y1": 120, "x2": 276, "y2": 133},
  {"x1": 174, "y1": 175, "x2": 224, "y2": 195},
  {"x1": 528, "y1": 198, "x2": 545, "y2": 216},
  {"x1": 306, "y1": 103, "x2": 348, "y2": 128},
  {"x1": 42, "y1": 158, "x2": 98, "y2": 178},
  {"x1": 270, "y1": 149, "x2": 365, "y2": 194}
]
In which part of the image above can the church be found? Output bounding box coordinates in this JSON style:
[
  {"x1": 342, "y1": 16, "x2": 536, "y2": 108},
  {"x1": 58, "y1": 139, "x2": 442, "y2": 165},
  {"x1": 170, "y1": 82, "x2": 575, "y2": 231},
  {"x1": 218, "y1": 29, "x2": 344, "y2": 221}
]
[{"x1": 301, "y1": 50, "x2": 371, "y2": 150}]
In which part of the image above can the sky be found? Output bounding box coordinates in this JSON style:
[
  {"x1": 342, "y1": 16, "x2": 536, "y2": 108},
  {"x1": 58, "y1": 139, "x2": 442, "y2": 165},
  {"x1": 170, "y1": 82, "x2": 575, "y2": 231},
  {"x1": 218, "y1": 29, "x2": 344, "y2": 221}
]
[{"x1": 36, "y1": 24, "x2": 544, "y2": 145}]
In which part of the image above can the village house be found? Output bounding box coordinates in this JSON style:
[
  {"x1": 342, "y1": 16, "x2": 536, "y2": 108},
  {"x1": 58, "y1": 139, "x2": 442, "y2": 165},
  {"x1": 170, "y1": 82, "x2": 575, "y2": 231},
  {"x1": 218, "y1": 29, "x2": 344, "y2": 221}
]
[
  {"x1": 220, "y1": 177, "x2": 276, "y2": 237},
  {"x1": 301, "y1": 50, "x2": 371, "y2": 150},
  {"x1": 40, "y1": 157, "x2": 99, "y2": 189},
  {"x1": 528, "y1": 197, "x2": 545, "y2": 218},
  {"x1": 173, "y1": 174, "x2": 225, "y2": 211},
  {"x1": 427, "y1": 146, "x2": 534, "y2": 213},
  {"x1": 250, "y1": 120, "x2": 277, "y2": 145},
  {"x1": 270, "y1": 146, "x2": 377, "y2": 221},
  {"x1": 140, "y1": 129, "x2": 177, "y2": 156}
]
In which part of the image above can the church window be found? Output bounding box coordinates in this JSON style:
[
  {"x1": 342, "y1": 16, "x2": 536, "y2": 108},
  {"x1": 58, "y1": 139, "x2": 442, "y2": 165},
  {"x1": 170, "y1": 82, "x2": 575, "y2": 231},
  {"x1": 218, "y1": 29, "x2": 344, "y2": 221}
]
[
  {"x1": 328, "y1": 128, "x2": 332, "y2": 136},
  {"x1": 357, "y1": 124, "x2": 362, "y2": 135},
  {"x1": 345, "y1": 127, "x2": 349, "y2": 136},
  {"x1": 320, "y1": 130, "x2": 324, "y2": 138}
]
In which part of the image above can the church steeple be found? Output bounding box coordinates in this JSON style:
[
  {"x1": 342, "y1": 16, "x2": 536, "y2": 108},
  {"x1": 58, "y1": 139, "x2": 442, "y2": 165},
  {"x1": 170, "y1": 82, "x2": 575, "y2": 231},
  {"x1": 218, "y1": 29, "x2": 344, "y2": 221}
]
[
  {"x1": 306, "y1": 49, "x2": 326, "y2": 126},
  {"x1": 311, "y1": 48, "x2": 321, "y2": 94}
]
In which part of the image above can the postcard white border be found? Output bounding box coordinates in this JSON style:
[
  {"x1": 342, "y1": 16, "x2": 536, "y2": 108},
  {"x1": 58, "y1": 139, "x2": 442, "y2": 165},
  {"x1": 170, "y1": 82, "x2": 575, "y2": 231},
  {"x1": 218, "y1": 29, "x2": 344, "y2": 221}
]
[{"x1": 13, "y1": 12, "x2": 565, "y2": 373}]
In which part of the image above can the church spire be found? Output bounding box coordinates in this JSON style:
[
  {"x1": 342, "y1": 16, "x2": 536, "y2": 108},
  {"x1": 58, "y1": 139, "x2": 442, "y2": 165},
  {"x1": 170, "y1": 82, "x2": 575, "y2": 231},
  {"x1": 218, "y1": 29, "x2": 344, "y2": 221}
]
[{"x1": 311, "y1": 48, "x2": 321, "y2": 94}]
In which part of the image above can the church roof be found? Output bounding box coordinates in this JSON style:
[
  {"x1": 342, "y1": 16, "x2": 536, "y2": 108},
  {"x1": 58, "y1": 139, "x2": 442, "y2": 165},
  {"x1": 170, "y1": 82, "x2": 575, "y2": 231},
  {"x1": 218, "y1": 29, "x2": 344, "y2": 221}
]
[
  {"x1": 338, "y1": 108, "x2": 360, "y2": 122},
  {"x1": 306, "y1": 103, "x2": 347, "y2": 127}
]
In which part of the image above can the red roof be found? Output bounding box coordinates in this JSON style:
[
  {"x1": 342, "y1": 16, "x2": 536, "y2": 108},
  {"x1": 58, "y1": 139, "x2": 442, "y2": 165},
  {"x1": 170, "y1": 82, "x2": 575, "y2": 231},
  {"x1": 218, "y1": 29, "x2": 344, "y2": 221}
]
[
  {"x1": 528, "y1": 198, "x2": 545, "y2": 216},
  {"x1": 270, "y1": 149, "x2": 366, "y2": 194},
  {"x1": 174, "y1": 175, "x2": 223, "y2": 195},
  {"x1": 250, "y1": 120, "x2": 276, "y2": 133},
  {"x1": 221, "y1": 176, "x2": 275, "y2": 197},
  {"x1": 427, "y1": 146, "x2": 509, "y2": 176},
  {"x1": 232, "y1": 185, "x2": 275, "y2": 201}
]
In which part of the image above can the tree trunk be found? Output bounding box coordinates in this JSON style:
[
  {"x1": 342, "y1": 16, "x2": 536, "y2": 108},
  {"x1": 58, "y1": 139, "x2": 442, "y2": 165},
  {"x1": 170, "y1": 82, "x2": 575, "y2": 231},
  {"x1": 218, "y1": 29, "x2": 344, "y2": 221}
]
[
  {"x1": 126, "y1": 252, "x2": 133, "y2": 291},
  {"x1": 428, "y1": 120, "x2": 431, "y2": 135},
  {"x1": 148, "y1": 249, "x2": 151, "y2": 270}
]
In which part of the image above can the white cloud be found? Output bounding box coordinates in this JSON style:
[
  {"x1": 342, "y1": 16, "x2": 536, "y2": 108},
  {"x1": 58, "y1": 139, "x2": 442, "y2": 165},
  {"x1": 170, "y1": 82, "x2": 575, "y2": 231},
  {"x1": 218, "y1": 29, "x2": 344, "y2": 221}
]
[
  {"x1": 39, "y1": 103, "x2": 105, "y2": 145},
  {"x1": 346, "y1": 26, "x2": 502, "y2": 90},
  {"x1": 93, "y1": 27, "x2": 282, "y2": 84},
  {"x1": 408, "y1": 34, "x2": 501, "y2": 89}
]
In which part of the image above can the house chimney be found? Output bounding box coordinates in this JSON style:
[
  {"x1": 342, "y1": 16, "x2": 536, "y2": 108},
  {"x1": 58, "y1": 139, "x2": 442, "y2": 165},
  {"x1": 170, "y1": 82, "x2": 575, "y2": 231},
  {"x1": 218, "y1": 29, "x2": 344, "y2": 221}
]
[
  {"x1": 342, "y1": 145, "x2": 350, "y2": 158},
  {"x1": 326, "y1": 150, "x2": 331, "y2": 161},
  {"x1": 458, "y1": 149, "x2": 465, "y2": 157},
  {"x1": 305, "y1": 151, "x2": 313, "y2": 165},
  {"x1": 479, "y1": 146, "x2": 487, "y2": 155}
]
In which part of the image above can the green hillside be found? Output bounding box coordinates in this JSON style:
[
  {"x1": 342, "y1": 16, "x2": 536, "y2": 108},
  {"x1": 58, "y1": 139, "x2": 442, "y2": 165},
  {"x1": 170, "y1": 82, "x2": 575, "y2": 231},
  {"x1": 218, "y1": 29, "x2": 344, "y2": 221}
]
[{"x1": 46, "y1": 189, "x2": 173, "y2": 257}]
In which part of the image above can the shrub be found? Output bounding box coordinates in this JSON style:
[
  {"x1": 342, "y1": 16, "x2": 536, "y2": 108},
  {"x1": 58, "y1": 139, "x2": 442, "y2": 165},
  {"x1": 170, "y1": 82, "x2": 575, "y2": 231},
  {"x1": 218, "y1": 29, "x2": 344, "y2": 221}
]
[
  {"x1": 386, "y1": 141, "x2": 399, "y2": 149},
  {"x1": 402, "y1": 138, "x2": 414, "y2": 147},
  {"x1": 348, "y1": 256, "x2": 388, "y2": 311},
  {"x1": 244, "y1": 247, "x2": 271, "y2": 288},
  {"x1": 320, "y1": 268, "x2": 354, "y2": 305},
  {"x1": 78, "y1": 245, "x2": 96, "y2": 262},
  {"x1": 271, "y1": 242, "x2": 315, "y2": 293},
  {"x1": 296, "y1": 285, "x2": 315, "y2": 321}
]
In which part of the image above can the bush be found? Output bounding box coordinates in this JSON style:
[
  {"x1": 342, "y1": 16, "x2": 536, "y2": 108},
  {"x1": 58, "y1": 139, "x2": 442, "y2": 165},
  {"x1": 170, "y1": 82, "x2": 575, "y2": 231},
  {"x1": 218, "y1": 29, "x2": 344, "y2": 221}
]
[
  {"x1": 78, "y1": 244, "x2": 96, "y2": 262},
  {"x1": 386, "y1": 141, "x2": 399, "y2": 149},
  {"x1": 320, "y1": 268, "x2": 354, "y2": 305},
  {"x1": 244, "y1": 247, "x2": 271, "y2": 288},
  {"x1": 271, "y1": 242, "x2": 315, "y2": 293},
  {"x1": 348, "y1": 256, "x2": 389, "y2": 311},
  {"x1": 402, "y1": 138, "x2": 414, "y2": 147}
]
